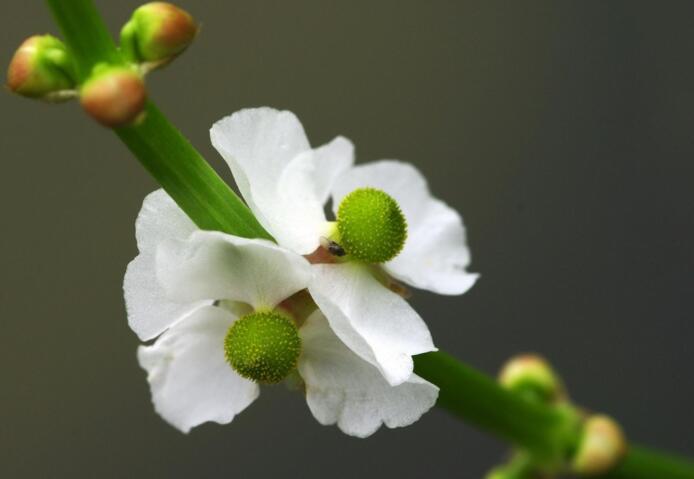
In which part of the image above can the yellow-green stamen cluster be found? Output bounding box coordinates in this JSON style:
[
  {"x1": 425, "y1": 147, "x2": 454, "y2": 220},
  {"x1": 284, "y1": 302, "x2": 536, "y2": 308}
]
[
  {"x1": 336, "y1": 187, "x2": 407, "y2": 263},
  {"x1": 224, "y1": 310, "x2": 301, "y2": 384}
]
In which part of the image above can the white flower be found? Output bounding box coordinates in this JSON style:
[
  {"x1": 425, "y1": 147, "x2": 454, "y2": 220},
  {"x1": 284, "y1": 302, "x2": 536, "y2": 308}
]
[
  {"x1": 210, "y1": 107, "x2": 478, "y2": 386},
  {"x1": 125, "y1": 190, "x2": 438, "y2": 436}
]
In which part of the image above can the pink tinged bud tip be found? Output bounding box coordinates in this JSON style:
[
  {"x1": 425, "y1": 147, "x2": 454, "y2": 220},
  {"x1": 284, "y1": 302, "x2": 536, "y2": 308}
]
[
  {"x1": 80, "y1": 68, "x2": 147, "y2": 127},
  {"x1": 123, "y1": 2, "x2": 198, "y2": 64},
  {"x1": 7, "y1": 34, "x2": 75, "y2": 100}
]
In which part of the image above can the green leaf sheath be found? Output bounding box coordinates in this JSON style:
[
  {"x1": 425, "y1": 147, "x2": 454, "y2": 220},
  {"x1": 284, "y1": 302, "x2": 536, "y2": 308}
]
[
  {"x1": 116, "y1": 103, "x2": 272, "y2": 240},
  {"x1": 43, "y1": 1, "x2": 694, "y2": 477}
]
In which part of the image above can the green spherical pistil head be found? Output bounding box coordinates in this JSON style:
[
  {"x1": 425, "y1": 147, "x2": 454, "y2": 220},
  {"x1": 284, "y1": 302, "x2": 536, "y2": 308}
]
[
  {"x1": 224, "y1": 310, "x2": 301, "y2": 384},
  {"x1": 336, "y1": 187, "x2": 407, "y2": 263}
]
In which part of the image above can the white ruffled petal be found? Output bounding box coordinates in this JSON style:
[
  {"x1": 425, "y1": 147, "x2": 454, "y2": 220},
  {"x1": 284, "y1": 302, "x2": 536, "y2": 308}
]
[
  {"x1": 308, "y1": 263, "x2": 436, "y2": 386},
  {"x1": 156, "y1": 231, "x2": 312, "y2": 309},
  {"x1": 211, "y1": 108, "x2": 340, "y2": 254},
  {"x1": 298, "y1": 311, "x2": 438, "y2": 438},
  {"x1": 124, "y1": 190, "x2": 205, "y2": 341},
  {"x1": 138, "y1": 305, "x2": 259, "y2": 433},
  {"x1": 331, "y1": 160, "x2": 478, "y2": 295}
]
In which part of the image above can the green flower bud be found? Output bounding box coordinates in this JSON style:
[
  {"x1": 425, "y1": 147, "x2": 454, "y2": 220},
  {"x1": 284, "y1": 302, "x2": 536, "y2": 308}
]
[
  {"x1": 485, "y1": 453, "x2": 535, "y2": 479},
  {"x1": 571, "y1": 415, "x2": 627, "y2": 476},
  {"x1": 336, "y1": 187, "x2": 407, "y2": 263},
  {"x1": 224, "y1": 310, "x2": 301, "y2": 384},
  {"x1": 499, "y1": 354, "x2": 564, "y2": 403},
  {"x1": 6, "y1": 34, "x2": 76, "y2": 100},
  {"x1": 120, "y1": 2, "x2": 198, "y2": 66},
  {"x1": 80, "y1": 66, "x2": 147, "y2": 127}
]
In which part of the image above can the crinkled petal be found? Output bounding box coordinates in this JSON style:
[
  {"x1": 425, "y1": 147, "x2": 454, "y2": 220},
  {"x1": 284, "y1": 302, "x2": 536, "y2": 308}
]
[
  {"x1": 156, "y1": 231, "x2": 312, "y2": 309},
  {"x1": 124, "y1": 190, "x2": 205, "y2": 341},
  {"x1": 211, "y1": 108, "x2": 352, "y2": 254},
  {"x1": 137, "y1": 305, "x2": 259, "y2": 433},
  {"x1": 331, "y1": 160, "x2": 478, "y2": 295},
  {"x1": 298, "y1": 311, "x2": 438, "y2": 438},
  {"x1": 308, "y1": 263, "x2": 436, "y2": 386}
]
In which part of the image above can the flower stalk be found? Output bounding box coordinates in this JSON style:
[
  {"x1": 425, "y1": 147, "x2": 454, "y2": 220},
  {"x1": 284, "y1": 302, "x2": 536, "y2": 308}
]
[{"x1": 38, "y1": 0, "x2": 694, "y2": 477}]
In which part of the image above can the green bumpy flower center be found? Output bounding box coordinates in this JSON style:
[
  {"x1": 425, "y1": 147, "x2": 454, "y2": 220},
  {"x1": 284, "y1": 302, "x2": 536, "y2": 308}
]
[
  {"x1": 224, "y1": 310, "x2": 301, "y2": 384},
  {"x1": 336, "y1": 187, "x2": 407, "y2": 263}
]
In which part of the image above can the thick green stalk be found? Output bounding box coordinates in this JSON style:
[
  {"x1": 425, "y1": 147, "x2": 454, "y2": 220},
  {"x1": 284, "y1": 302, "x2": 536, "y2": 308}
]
[
  {"x1": 45, "y1": 0, "x2": 121, "y2": 81},
  {"x1": 43, "y1": 1, "x2": 694, "y2": 477},
  {"x1": 45, "y1": 0, "x2": 271, "y2": 240},
  {"x1": 116, "y1": 103, "x2": 272, "y2": 240},
  {"x1": 413, "y1": 352, "x2": 578, "y2": 459},
  {"x1": 605, "y1": 446, "x2": 694, "y2": 479}
]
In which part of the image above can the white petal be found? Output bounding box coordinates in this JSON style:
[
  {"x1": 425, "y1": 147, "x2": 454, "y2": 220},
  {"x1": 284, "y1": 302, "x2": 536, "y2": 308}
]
[
  {"x1": 156, "y1": 231, "x2": 312, "y2": 309},
  {"x1": 331, "y1": 160, "x2": 478, "y2": 295},
  {"x1": 298, "y1": 311, "x2": 438, "y2": 438},
  {"x1": 124, "y1": 190, "x2": 205, "y2": 341},
  {"x1": 306, "y1": 136, "x2": 355, "y2": 205},
  {"x1": 211, "y1": 108, "x2": 352, "y2": 254},
  {"x1": 308, "y1": 263, "x2": 436, "y2": 386},
  {"x1": 138, "y1": 305, "x2": 259, "y2": 433}
]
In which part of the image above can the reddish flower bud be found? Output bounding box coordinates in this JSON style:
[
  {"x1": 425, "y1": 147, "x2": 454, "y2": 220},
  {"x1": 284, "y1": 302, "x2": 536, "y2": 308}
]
[
  {"x1": 120, "y1": 2, "x2": 198, "y2": 66},
  {"x1": 7, "y1": 34, "x2": 76, "y2": 100},
  {"x1": 80, "y1": 67, "x2": 147, "y2": 127}
]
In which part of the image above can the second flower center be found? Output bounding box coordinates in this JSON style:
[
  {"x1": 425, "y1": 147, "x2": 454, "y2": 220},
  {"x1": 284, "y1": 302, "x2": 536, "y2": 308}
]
[{"x1": 335, "y1": 187, "x2": 407, "y2": 263}]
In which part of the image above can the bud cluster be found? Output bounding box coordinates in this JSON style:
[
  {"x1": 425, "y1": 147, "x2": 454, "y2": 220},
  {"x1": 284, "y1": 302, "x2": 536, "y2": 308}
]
[
  {"x1": 7, "y1": 2, "x2": 197, "y2": 128},
  {"x1": 489, "y1": 354, "x2": 627, "y2": 478}
]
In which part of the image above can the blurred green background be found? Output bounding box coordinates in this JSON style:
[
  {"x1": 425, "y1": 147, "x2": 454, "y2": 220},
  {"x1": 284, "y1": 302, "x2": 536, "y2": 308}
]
[{"x1": 1, "y1": 1, "x2": 692, "y2": 477}]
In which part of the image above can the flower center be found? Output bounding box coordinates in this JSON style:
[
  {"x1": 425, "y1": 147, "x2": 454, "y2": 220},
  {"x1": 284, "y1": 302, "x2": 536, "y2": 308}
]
[
  {"x1": 336, "y1": 187, "x2": 407, "y2": 263},
  {"x1": 224, "y1": 310, "x2": 301, "y2": 384}
]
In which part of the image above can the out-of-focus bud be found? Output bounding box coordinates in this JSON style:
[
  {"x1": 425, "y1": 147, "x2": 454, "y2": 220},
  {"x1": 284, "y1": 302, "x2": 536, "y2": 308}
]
[
  {"x1": 485, "y1": 453, "x2": 536, "y2": 479},
  {"x1": 80, "y1": 66, "x2": 146, "y2": 127},
  {"x1": 571, "y1": 415, "x2": 627, "y2": 476},
  {"x1": 7, "y1": 34, "x2": 76, "y2": 101},
  {"x1": 120, "y1": 2, "x2": 198, "y2": 66},
  {"x1": 499, "y1": 353, "x2": 564, "y2": 403}
]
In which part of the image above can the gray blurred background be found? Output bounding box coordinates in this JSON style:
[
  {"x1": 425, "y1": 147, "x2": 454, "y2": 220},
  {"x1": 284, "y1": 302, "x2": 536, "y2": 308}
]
[{"x1": 1, "y1": 1, "x2": 693, "y2": 477}]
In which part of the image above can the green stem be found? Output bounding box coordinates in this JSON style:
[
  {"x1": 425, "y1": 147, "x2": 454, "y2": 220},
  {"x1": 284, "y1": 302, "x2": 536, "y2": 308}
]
[
  {"x1": 414, "y1": 351, "x2": 576, "y2": 459},
  {"x1": 46, "y1": 0, "x2": 271, "y2": 241},
  {"x1": 42, "y1": 1, "x2": 694, "y2": 478},
  {"x1": 45, "y1": 0, "x2": 121, "y2": 81},
  {"x1": 605, "y1": 446, "x2": 694, "y2": 479},
  {"x1": 115, "y1": 103, "x2": 272, "y2": 240}
]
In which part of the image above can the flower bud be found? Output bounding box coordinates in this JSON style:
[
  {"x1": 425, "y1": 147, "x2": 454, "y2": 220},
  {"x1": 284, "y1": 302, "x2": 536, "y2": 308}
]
[
  {"x1": 336, "y1": 187, "x2": 408, "y2": 263},
  {"x1": 80, "y1": 66, "x2": 147, "y2": 127},
  {"x1": 7, "y1": 34, "x2": 76, "y2": 100},
  {"x1": 485, "y1": 454, "x2": 535, "y2": 479},
  {"x1": 120, "y1": 2, "x2": 198, "y2": 66},
  {"x1": 499, "y1": 354, "x2": 564, "y2": 403},
  {"x1": 224, "y1": 310, "x2": 301, "y2": 384},
  {"x1": 571, "y1": 415, "x2": 627, "y2": 476}
]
